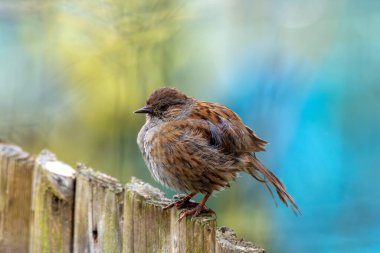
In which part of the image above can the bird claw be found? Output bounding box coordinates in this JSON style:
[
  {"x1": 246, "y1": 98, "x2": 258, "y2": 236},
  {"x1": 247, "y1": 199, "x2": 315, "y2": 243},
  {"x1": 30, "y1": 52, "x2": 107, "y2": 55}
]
[
  {"x1": 163, "y1": 196, "x2": 198, "y2": 210},
  {"x1": 178, "y1": 205, "x2": 211, "y2": 222}
]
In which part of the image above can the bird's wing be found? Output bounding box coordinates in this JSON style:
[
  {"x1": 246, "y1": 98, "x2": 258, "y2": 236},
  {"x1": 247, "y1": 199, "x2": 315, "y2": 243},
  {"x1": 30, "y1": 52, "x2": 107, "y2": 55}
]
[
  {"x1": 189, "y1": 101, "x2": 268, "y2": 153},
  {"x1": 150, "y1": 119, "x2": 240, "y2": 193}
]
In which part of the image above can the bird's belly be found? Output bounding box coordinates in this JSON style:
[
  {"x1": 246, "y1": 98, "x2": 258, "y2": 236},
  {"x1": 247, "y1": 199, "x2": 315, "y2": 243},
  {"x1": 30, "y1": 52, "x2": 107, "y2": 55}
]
[
  {"x1": 142, "y1": 145, "x2": 234, "y2": 194},
  {"x1": 138, "y1": 124, "x2": 186, "y2": 191},
  {"x1": 143, "y1": 148, "x2": 186, "y2": 192}
]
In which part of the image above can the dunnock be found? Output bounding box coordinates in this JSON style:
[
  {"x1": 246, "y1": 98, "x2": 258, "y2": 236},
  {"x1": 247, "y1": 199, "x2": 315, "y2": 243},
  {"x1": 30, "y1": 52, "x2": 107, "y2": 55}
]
[{"x1": 135, "y1": 87, "x2": 300, "y2": 221}]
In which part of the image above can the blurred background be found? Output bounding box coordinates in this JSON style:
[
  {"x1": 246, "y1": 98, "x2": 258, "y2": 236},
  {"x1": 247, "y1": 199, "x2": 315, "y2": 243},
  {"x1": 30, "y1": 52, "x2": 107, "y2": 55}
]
[{"x1": 1, "y1": 0, "x2": 380, "y2": 252}]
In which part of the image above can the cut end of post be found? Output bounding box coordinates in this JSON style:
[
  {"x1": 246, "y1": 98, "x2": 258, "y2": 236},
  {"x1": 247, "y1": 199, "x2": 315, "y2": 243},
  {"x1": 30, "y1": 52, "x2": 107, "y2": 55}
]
[
  {"x1": 45, "y1": 161, "x2": 76, "y2": 178},
  {"x1": 37, "y1": 149, "x2": 76, "y2": 178},
  {"x1": 217, "y1": 227, "x2": 265, "y2": 253},
  {"x1": 127, "y1": 177, "x2": 169, "y2": 203}
]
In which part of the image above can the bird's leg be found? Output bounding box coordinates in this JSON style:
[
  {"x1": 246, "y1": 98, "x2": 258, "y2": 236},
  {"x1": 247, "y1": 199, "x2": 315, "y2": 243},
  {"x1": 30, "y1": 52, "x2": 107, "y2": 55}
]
[
  {"x1": 163, "y1": 192, "x2": 197, "y2": 210},
  {"x1": 178, "y1": 193, "x2": 212, "y2": 222}
]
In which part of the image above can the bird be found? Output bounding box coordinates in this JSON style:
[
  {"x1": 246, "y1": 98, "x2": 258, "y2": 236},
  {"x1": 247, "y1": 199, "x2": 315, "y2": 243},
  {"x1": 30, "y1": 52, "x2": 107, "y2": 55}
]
[{"x1": 135, "y1": 87, "x2": 300, "y2": 221}]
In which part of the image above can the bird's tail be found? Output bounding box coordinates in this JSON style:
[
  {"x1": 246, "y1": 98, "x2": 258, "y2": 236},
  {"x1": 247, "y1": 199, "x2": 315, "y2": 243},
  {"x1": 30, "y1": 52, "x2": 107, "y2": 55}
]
[{"x1": 245, "y1": 155, "x2": 301, "y2": 215}]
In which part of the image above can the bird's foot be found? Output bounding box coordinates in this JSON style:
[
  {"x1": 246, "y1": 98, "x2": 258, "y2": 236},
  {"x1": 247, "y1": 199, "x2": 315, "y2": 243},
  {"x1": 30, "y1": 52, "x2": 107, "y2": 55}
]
[
  {"x1": 178, "y1": 204, "x2": 212, "y2": 222},
  {"x1": 163, "y1": 194, "x2": 198, "y2": 210}
]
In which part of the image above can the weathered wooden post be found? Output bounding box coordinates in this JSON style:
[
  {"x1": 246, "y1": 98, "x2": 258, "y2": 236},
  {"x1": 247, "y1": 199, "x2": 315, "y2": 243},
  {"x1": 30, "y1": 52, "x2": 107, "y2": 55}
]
[
  {"x1": 29, "y1": 150, "x2": 76, "y2": 253},
  {"x1": 169, "y1": 203, "x2": 216, "y2": 253},
  {"x1": 73, "y1": 165, "x2": 124, "y2": 253},
  {"x1": 123, "y1": 177, "x2": 173, "y2": 252},
  {"x1": 0, "y1": 143, "x2": 34, "y2": 253}
]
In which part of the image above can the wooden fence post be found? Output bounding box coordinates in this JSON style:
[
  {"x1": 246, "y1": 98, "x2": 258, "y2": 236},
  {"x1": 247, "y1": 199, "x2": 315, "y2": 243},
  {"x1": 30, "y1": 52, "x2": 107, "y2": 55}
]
[
  {"x1": 73, "y1": 165, "x2": 124, "y2": 253},
  {"x1": 123, "y1": 177, "x2": 172, "y2": 253},
  {"x1": 169, "y1": 200, "x2": 216, "y2": 253},
  {"x1": 0, "y1": 143, "x2": 34, "y2": 253},
  {"x1": 29, "y1": 150, "x2": 76, "y2": 253}
]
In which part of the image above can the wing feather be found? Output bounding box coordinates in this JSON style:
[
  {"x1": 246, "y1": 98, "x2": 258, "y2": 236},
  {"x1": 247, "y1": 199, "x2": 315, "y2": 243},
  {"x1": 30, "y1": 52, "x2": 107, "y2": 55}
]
[{"x1": 190, "y1": 101, "x2": 268, "y2": 153}]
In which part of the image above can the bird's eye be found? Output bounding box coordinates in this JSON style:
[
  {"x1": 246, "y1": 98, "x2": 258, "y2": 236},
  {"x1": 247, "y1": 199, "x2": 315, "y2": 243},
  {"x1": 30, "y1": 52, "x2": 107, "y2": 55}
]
[{"x1": 159, "y1": 104, "x2": 169, "y2": 111}]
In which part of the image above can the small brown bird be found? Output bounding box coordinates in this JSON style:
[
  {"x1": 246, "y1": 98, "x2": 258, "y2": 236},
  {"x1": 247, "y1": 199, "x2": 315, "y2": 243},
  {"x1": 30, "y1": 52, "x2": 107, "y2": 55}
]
[{"x1": 135, "y1": 87, "x2": 300, "y2": 221}]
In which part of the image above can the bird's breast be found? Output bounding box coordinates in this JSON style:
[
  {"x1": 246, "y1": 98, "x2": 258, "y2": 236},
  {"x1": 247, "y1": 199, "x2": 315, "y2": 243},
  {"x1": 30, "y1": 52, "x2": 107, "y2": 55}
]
[{"x1": 137, "y1": 122, "x2": 166, "y2": 184}]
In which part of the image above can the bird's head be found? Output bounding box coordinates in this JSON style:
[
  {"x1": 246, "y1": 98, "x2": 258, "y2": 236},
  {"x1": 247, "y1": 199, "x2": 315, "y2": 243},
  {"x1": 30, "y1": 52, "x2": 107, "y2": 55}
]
[{"x1": 134, "y1": 87, "x2": 192, "y2": 120}]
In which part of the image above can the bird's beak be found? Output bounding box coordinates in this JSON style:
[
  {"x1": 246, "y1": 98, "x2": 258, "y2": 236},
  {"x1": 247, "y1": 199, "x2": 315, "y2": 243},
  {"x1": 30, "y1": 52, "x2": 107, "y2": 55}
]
[{"x1": 134, "y1": 106, "x2": 152, "y2": 114}]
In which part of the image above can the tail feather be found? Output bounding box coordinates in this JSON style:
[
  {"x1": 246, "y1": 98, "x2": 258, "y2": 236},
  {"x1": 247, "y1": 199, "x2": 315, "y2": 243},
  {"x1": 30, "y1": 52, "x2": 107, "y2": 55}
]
[{"x1": 247, "y1": 156, "x2": 301, "y2": 215}]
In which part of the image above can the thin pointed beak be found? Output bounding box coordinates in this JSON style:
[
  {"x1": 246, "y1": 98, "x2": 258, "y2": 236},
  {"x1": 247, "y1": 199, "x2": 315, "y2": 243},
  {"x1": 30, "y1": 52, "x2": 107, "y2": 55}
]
[{"x1": 134, "y1": 106, "x2": 152, "y2": 114}]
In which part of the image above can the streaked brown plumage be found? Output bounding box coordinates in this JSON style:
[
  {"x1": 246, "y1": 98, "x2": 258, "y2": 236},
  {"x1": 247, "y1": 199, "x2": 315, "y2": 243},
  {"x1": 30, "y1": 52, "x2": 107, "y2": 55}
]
[{"x1": 135, "y1": 87, "x2": 300, "y2": 220}]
